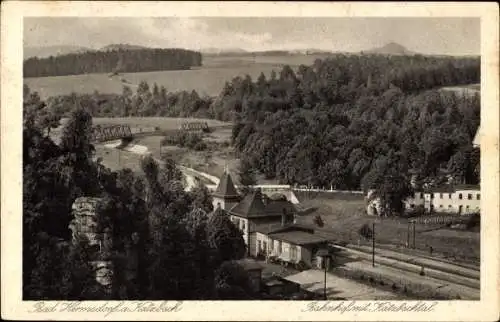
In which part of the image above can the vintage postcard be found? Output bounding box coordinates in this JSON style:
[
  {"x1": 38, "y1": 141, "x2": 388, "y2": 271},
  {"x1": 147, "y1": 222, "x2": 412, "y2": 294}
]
[{"x1": 1, "y1": 1, "x2": 499, "y2": 321}]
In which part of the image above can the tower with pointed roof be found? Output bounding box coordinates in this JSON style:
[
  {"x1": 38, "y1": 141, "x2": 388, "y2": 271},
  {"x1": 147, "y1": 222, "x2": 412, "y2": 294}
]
[{"x1": 212, "y1": 168, "x2": 241, "y2": 211}]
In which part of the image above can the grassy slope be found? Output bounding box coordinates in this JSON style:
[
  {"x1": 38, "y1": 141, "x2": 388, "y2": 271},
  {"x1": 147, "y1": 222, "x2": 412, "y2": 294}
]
[{"x1": 295, "y1": 192, "x2": 479, "y2": 264}]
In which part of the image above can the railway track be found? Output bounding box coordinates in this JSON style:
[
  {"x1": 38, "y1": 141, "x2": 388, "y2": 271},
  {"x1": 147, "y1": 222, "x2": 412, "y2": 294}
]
[{"x1": 330, "y1": 244, "x2": 480, "y2": 299}]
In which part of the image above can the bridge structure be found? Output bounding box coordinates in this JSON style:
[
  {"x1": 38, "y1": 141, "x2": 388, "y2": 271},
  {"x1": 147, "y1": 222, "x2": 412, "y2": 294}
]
[
  {"x1": 91, "y1": 125, "x2": 133, "y2": 143},
  {"x1": 179, "y1": 121, "x2": 209, "y2": 132}
]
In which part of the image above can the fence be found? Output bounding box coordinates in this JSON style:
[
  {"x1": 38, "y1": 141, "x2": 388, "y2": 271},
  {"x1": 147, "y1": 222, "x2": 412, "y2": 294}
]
[
  {"x1": 291, "y1": 185, "x2": 364, "y2": 194},
  {"x1": 411, "y1": 213, "x2": 476, "y2": 225}
]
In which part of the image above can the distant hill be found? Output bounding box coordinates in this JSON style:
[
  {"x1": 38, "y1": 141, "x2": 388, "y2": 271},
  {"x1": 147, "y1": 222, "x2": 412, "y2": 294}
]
[
  {"x1": 24, "y1": 45, "x2": 91, "y2": 60},
  {"x1": 365, "y1": 42, "x2": 417, "y2": 56},
  {"x1": 202, "y1": 47, "x2": 248, "y2": 55},
  {"x1": 100, "y1": 44, "x2": 149, "y2": 51}
]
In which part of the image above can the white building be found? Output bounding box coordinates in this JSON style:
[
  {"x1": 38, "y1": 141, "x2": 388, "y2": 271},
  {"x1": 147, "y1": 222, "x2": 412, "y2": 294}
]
[
  {"x1": 367, "y1": 184, "x2": 480, "y2": 216},
  {"x1": 405, "y1": 185, "x2": 480, "y2": 215},
  {"x1": 212, "y1": 170, "x2": 331, "y2": 263}
]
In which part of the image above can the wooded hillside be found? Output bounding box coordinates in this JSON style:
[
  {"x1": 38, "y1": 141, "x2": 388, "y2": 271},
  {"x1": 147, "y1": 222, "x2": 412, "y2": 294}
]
[{"x1": 24, "y1": 48, "x2": 203, "y2": 77}]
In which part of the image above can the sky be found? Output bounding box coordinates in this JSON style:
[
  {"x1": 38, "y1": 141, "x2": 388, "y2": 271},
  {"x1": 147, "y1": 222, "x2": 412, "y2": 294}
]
[{"x1": 24, "y1": 17, "x2": 480, "y2": 55}]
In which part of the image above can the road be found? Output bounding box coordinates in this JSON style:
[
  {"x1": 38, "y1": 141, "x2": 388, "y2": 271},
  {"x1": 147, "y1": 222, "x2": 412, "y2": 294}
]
[
  {"x1": 284, "y1": 269, "x2": 401, "y2": 300},
  {"x1": 100, "y1": 142, "x2": 210, "y2": 192}
]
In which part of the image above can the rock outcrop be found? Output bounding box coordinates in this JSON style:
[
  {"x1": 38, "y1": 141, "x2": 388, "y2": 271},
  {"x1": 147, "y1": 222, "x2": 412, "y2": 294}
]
[{"x1": 69, "y1": 197, "x2": 114, "y2": 293}]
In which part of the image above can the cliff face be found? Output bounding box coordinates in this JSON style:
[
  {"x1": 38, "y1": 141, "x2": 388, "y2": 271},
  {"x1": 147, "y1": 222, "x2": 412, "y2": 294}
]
[
  {"x1": 69, "y1": 197, "x2": 114, "y2": 292},
  {"x1": 69, "y1": 197, "x2": 102, "y2": 246}
]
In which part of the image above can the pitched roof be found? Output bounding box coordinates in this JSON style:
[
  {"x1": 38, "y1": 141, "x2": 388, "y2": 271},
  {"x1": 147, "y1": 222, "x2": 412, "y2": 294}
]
[
  {"x1": 234, "y1": 258, "x2": 263, "y2": 271},
  {"x1": 212, "y1": 170, "x2": 240, "y2": 199},
  {"x1": 264, "y1": 199, "x2": 299, "y2": 216},
  {"x1": 422, "y1": 184, "x2": 480, "y2": 193},
  {"x1": 269, "y1": 231, "x2": 331, "y2": 246},
  {"x1": 254, "y1": 223, "x2": 314, "y2": 235},
  {"x1": 228, "y1": 189, "x2": 268, "y2": 218}
]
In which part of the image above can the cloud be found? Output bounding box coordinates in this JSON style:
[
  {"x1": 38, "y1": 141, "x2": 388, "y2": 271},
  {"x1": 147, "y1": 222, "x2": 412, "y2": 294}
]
[
  {"x1": 24, "y1": 17, "x2": 273, "y2": 51},
  {"x1": 24, "y1": 17, "x2": 479, "y2": 55}
]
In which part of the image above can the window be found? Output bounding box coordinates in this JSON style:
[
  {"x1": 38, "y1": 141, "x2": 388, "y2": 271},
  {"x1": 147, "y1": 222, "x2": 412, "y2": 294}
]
[
  {"x1": 477, "y1": 194, "x2": 480, "y2": 200},
  {"x1": 459, "y1": 194, "x2": 463, "y2": 200},
  {"x1": 449, "y1": 193, "x2": 452, "y2": 199},
  {"x1": 420, "y1": 193, "x2": 424, "y2": 198},
  {"x1": 439, "y1": 205, "x2": 443, "y2": 208},
  {"x1": 258, "y1": 240, "x2": 262, "y2": 252},
  {"x1": 410, "y1": 204, "x2": 415, "y2": 208},
  {"x1": 278, "y1": 241, "x2": 283, "y2": 255},
  {"x1": 448, "y1": 205, "x2": 452, "y2": 208},
  {"x1": 431, "y1": 193, "x2": 434, "y2": 199},
  {"x1": 468, "y1": 194, "x2": 472, "y2": 200},
  {"x1": 241, "y1": 220, "x2": 246, "y2": 231},
  {"x1": 290, "y1": 246, "x2": 298, "y2": 261},
  {"x1": 439, "y1": 193, "x2": 443, "y2": 199}
]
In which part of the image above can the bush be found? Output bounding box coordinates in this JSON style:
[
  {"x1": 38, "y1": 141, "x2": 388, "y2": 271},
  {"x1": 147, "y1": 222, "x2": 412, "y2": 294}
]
[
  {"x1": 161, "y1": 131, "x2": 205, "y2": 150},
  {"x1": 465, "y1": 213, "x2": 480, "y2": 230},
  {"x1": 404, "y1": 205, "x2": 425, "y2": 217},
  {"x1": 359, "y1": 223, "x2": 373, "y2": 240},
  {"x1": 193, "y1": 141, "x2": 207, "y2": 151},
  {"x1": 313, "y1": 215, "x2": 324, "y2": 227},
  {"x1": 296, "y1": 261, "x2": 310, "y2": 271}
]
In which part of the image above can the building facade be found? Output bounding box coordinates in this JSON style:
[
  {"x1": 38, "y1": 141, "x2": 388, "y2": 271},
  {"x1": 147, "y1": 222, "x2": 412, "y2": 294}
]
[
  {"x1": 212, "y1": 170, "x2": 330, "y2": 261},
  {"x1": 367, "y1": 184, "x2": 480, "y2": 216},
  {"x1": 404, "y1": 185, "x2": 480, "y2": 215}
]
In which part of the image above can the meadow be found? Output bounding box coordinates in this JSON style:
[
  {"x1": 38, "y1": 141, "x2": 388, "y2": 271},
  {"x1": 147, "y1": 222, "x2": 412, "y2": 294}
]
[
  {"x1": 296, "y1": 193, "x2": 480, "y2": 265},
  {"x1": 24, "y1": 54, "x2": 327, "y2": 100}
]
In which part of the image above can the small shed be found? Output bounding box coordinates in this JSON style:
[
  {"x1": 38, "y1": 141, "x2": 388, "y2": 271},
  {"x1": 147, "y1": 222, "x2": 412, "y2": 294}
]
[{"x1": 234, "y1": 258, "x2": 263, "y2": 293}]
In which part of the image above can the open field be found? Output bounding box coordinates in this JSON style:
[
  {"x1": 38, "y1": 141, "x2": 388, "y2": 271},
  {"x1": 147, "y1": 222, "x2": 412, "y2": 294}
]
[
  {"x1": 439, "y1": 83, "x2": 480, "y2": 96},
  {"x1": 92, "y1": 116, "x2": 231, "y2": 130},
  {"x1": 24, "y1": 64, "x2": 278, "y2": 99},
  {"x1": 24, "y1": 54, "x2": 331, "y2": 100},
  {"x1": 296, "y1": 195, "x2": 480, "y2": 265}
]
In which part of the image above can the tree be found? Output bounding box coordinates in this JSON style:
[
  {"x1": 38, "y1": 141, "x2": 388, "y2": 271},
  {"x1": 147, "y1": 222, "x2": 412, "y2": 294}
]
[
  {"x1": 207, "y1": 208, "x2": 246, "y2": 262},
  {"x1": 239, "y1": 158, "x2": 257, "y2": 188},
  {"x1": 191, "y1": 183, "x2": 214, "y2": 213},
  {"x1": 359, "y1": 223, "x2": 373, "y2": 240},
  {"x1": 214, "y1": 261, "x2": 255, "y2": 300},
  {"x1": 313, "y1": 215, "x2": 325, "y2": 228}
]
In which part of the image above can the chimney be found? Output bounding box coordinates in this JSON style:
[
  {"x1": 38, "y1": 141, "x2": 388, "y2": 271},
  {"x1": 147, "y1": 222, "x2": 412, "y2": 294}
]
[
  {"x1": 262, "y1": 193, "x2": 269, "y2": 205},
  {"x1": 254, "y1": 187, "x2": 263, "y2": 200}
]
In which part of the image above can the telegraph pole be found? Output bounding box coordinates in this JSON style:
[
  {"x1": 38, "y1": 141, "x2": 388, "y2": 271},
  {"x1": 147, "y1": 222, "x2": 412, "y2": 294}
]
[
  {"x1": 324, "y1": 257, "x2": 327, "y2": 300},
  {"x1": 413, "y1": 221, "x2": 416, "y2": 249},
  {"x1": 407, "y1": 222, "x2": 410, "y2": 248},
  {"x1": 372, "y1": 222, "x2": 375, "y2": 267}
]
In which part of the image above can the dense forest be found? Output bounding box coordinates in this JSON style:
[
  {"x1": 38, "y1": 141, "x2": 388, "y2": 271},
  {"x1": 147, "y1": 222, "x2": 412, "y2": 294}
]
[
  {"x1": 23, "y1": 88, "x2": 259, "y2": 300},
  {"x1": 41, "y1": 82, "x2": 213, "y2": 120},
  {"x1": 24, "y1": 48, "x2": 202, "y2": 78},
  {"x1": 211, "y1": 54, "x2": 480, "y2": 212},
  {"x1": 28, "y1": 54, "x2": 480, "y2": 215}
]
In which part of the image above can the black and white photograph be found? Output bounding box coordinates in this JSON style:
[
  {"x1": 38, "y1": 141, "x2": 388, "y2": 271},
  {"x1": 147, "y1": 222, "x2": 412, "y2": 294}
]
[{"x1": 2, "y1": 1, "x2": 499, "y2": 321}]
